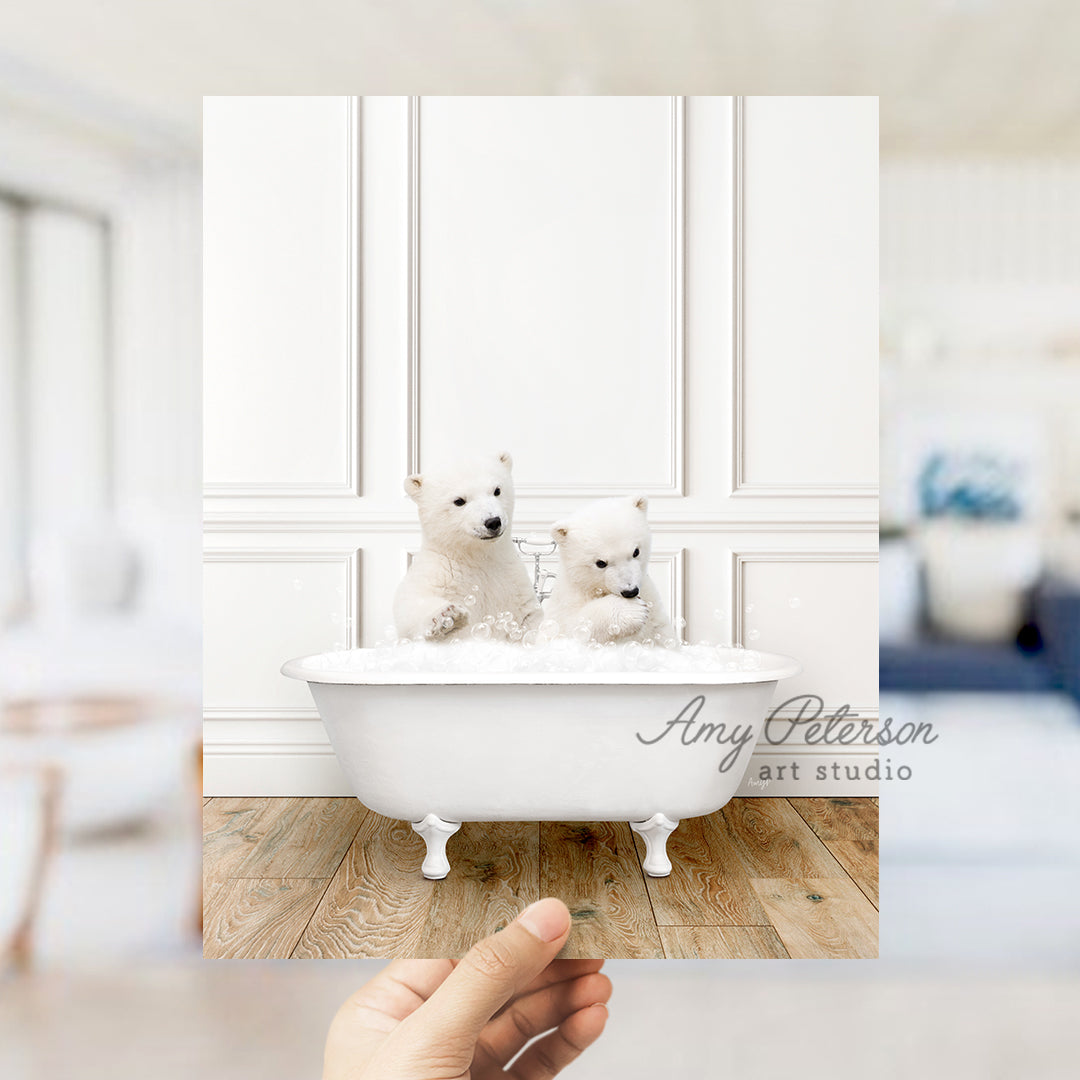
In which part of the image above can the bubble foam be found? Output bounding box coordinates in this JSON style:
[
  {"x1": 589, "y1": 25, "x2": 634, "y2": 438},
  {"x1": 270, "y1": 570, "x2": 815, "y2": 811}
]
[{"x1": 298, "y1": 638, "x2": 769, "y2": 676}]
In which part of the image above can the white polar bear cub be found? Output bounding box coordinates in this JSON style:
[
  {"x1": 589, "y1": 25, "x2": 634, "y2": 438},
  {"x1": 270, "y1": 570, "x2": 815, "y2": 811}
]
[
  {"x1": 394, "y1": 451, "x2": 541, "y2": 642},
  {"x1": 544, "y1": 495, "x2": 675, "y2": 645}
]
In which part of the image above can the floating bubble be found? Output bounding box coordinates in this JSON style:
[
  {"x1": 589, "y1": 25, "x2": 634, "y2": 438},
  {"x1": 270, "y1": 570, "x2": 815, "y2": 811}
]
[
  {"x1": 675, "y1": 617, "x2": 687, "y2": 630},
  {"x1": 788, "y1": 597, "x2": 801, "y2": 609},
  {"x1": 744, "y1": 603, "x2": 754, "y2": 614},
  {"x1": 464, "y1": 593, "x2": 477, "y2": 607},
  {"x1": 471, "y1": 622, "x2": 492, "y2": 640},
  {"x1": 748, "y1": 629, "x2": 760, "y2": 641},
  {"x1": 292, "y1": 579, "x2": 303, "y2": 591},
  {"x1": 440, "y1": 616, "x2": 455, "y2": 630}
]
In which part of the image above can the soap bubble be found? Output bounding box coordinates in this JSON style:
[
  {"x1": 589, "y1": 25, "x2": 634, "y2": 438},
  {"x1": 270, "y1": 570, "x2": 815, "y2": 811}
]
[
  {"x1": 440, "y1": 616, "x2": 455, "y2": 630},
  {"x1": 292, "y1": 578, "x2": 303, "y2": 591},
  {"x1": 573, "y1": 623, "x2": 592, "y2": 644},
  {"x1": 471, "y1": 622, "x2": 492, "y2": 640},
  {"x1": 744, "y1": 603, "x2": 754, "y2": 614},
  {"x1": 464, "y1": 593, "x2": 477, "y2": 607},
  {"x1": 789, "y1": 596, "x2": 801, "y2": 609},
  {"x1": 748, "y1": 629, "x2": 760, "y2": 641},
  {"x1": 522, "y1": 630, "x2": 539, "y2": 648}
]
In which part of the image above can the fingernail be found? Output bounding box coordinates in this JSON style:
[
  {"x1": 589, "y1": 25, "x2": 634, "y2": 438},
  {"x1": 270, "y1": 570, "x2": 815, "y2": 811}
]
[{"x1": 517, "y1": 898, "x2": 570, "y2": 942}]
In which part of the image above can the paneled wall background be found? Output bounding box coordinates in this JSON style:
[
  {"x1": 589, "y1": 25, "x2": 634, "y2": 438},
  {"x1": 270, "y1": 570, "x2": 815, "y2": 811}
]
[{"x1": 203, "y1": 96, "x2": 879, "y2": 797}]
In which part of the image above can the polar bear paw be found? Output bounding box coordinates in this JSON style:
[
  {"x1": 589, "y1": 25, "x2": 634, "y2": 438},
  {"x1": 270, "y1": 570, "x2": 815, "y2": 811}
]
[
  {"x1": 428, "y1": 603, "x2": 468, "y2": 639},
  {"x1": 610, "y1": 597, "x2": 650, "y2": 637}
]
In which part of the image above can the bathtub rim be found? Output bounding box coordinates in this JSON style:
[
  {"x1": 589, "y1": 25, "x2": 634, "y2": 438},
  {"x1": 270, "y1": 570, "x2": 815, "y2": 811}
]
[{"x1": 281, "y1": 648, "x2": 801, "y2": 687}]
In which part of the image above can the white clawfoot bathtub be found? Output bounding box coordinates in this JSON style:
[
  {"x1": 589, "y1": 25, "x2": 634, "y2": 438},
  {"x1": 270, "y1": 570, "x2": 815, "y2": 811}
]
[{"x1": 283, "y1": 647, "x2": 800, "y2": 879}]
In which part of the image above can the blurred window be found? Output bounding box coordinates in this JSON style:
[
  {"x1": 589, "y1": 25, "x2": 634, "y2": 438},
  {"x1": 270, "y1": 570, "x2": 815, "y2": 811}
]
[{"x1": 0, "y1": 194, "x2": 111, "y2": 624}]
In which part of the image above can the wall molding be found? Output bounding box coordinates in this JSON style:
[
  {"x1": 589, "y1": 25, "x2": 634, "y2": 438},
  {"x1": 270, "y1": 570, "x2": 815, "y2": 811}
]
[
  {"x1": 731, "y1": 547, "x2": 879, "y2": 718},
  {"x1": 203, "y1": 546, "x2": 361, "y2": 720},
  {"x1": 729, "y1": 96, "x2": 878, "y2": 502},
  {"x1": 203, "y1": 97, "x2": 361, "y2": 499},
  {"x1": 204, "y1": 511, "x2": 881, "y2": 533},
  {"x1": 405, "y1": 95, "x2": 686, "y2": 498},
  {"x1": 202, "y1": 739, "x2": 875, "y2": 798}
]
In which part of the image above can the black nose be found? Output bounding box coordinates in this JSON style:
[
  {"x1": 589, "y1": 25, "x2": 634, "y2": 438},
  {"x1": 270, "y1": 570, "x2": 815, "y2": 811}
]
[
  {"x1": 621, "y1": 587, "x2": 639, "y2": 599},
  {"x1": 484, "y1": 517, "x2": 502, "y2": 532}
]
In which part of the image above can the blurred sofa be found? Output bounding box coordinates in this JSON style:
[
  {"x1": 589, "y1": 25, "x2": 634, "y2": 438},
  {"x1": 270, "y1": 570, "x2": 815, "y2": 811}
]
[{"x1": 880, "y1": 576, "x2": 1080, "y2": 701}]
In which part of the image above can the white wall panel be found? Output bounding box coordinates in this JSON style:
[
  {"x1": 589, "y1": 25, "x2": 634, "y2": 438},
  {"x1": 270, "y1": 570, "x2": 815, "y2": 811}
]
[
  {"x1": 736, "y1": 96, "x2": 878, "y2": 496},
  {"x1": 203, "y1": 96, "x2": 357, "y2": 493},
  {"x1": 413, "y1": 96, "x2": 682, "y2": 495},
  {"x1": 203, "y1": 96, "x2": 879, "y2": 797},
  {"x1": 203, "y1": 549, "x2": 359, "y2": 717},
  {"x1": 735, "y1": 552, "x2": 878, "y2": 715}
]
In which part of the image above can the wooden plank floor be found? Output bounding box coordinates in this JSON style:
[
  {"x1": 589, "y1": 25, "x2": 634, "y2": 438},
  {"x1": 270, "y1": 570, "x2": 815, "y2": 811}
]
[{"x1": 203, "y1": 797, "x2": 877, "y2": 960}]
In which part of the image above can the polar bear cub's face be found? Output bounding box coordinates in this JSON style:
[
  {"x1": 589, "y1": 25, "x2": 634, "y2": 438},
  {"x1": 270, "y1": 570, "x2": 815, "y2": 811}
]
[
  {"x1": 552, "y1": 495, "x2": 652, "y2": 599},
  {"x1": 405, "y1": 451, "x2": 516, "y2": 546}
]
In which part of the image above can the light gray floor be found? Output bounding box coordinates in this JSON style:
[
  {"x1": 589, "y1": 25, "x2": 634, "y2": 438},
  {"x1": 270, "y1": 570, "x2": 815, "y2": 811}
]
[
  {"x1": 881, "y1": 691, "x2": 1080, "y2": 966},
  {"x1": 3, "y1": 961, "x2": 1080, "y2": 1079}
]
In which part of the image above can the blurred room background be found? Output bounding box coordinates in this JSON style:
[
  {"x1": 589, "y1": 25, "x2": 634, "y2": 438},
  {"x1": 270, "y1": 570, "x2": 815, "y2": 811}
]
[
  {"x1": 0, "y1": 45, "x2": 202, "y2": 972},
  {"x1": 879, "y1": 156, "x2": 1080, "y2": 964},
  {"x1": 2, "y1": 1, "x2": 1080, "y2": 1077}
]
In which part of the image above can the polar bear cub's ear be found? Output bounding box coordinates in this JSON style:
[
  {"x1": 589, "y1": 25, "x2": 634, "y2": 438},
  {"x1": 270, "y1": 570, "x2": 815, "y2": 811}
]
[
  {"x1": 551, "y1": 521, "x2": 570, "y2": 544},
  {"x1": 630, "y1": 493, "x2": 648, "y2": 513},
  {"x1": 497, "y1": 450, "x2": 513, "y2": 470},
  {"x1": 404, "y1": 474, "x2": 423, "y2": 500}
]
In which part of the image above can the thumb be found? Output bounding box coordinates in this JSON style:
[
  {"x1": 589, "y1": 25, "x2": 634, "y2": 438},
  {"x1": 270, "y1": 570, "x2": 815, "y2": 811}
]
[{"x1": 401, "y1": 898, "x2": 572, "y2": 1054}]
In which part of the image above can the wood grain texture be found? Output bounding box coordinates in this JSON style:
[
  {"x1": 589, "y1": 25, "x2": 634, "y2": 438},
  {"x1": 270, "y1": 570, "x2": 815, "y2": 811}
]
[
  {"x1": 232, "y1": 797, "x2": 366, "y2": 879},
  {"x1": 659, "y1": 925, "x2": 790, "y2": 959},
  {"x1": 719, "y1": 798, "x2": 847, "y2": 879},
  {"x1": 294, "y1": 818, "x2": 538, "y2": 958},
  {"x1": 750, "y1": 877, "x2": 878, "y2": 959},
  {"x1": 788, "y1": 797, "x2": 878, "y2": 842},
  {"x1": 823, "y1": 839, "x2": 879, "y2": 909},
  {"x1": 203, "y1": 797, "x2": 878, "y2": 960},
  {"x1": 633, "y1": 812, "x2": 770, "y2": 927},
  {"x1": 540, "y1": 822, "x2": 663, "y2": 959},
  {"x1": 202, "y1": 800, "x2": 270, "y2": 888},
  {"x1": 203, "y1": 878, "x2": 329, "y2": 959}
]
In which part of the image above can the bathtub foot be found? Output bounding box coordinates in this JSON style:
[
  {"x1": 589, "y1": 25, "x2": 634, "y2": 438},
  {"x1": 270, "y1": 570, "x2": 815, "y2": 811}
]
[
  {"x1": 630, "y1": 813, "x2": 679, "y2": 877},
  {"x1": 412, "y1": 814, "x2": 461, "y2": 879}
]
